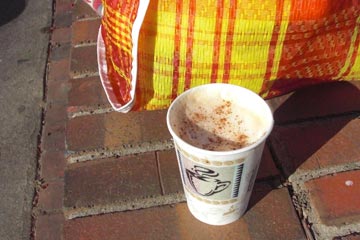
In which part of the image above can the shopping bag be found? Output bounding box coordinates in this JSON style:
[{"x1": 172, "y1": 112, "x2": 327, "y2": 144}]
[{"x1": 84, "y1": 0, "x2": 360, "y2": 112}]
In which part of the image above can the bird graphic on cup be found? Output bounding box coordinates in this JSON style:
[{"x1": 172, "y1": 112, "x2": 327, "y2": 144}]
[{"x1": 186, "y1": 165, "x2": 231, "y2": 196}]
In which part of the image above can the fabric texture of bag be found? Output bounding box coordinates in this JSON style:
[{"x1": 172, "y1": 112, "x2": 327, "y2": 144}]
[{"x1": 85, "y1": 0, "x2": 360, "y2": 112}]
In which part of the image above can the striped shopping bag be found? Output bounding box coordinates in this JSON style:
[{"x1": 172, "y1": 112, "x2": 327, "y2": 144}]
[{"x1": 86, "y1": 0, "x2": 360, "y2": 112}]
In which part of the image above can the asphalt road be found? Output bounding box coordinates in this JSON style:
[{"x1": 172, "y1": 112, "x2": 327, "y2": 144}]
[{"x1": 0, "y1": 0, "x2": 52, "y2": 239}]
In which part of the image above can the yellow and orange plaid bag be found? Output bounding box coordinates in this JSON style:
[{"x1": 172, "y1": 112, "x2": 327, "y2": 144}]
[{"x1": 95, "y1": 0, "x2": 360, "y2": 112}]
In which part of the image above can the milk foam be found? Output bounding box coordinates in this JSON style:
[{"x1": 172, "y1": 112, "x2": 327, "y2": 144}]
[{"x1": 171, "y1": 87, "x2": 267, "y2": 151}]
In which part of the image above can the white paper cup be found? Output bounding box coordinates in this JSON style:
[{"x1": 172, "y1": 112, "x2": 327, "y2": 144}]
[{"x1": 166, "y1": 83, "x2": 274, "y2": 225}]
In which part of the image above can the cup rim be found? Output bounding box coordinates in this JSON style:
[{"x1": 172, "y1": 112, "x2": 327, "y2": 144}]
[{"x1": 166, "y1": 83, "x2": 274, "y2": 156}]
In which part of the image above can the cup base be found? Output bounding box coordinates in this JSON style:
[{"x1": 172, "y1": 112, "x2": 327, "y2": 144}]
[{"x1": 185, "y1": 191, "x2": 246, "y2": 226}]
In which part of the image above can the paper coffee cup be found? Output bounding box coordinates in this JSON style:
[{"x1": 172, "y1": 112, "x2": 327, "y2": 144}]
[{"x1": 166, "y1": 83, "x2": 274, "y2": 225}]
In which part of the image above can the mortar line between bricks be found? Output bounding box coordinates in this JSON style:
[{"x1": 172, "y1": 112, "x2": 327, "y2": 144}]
[
  {"x1": 267, "y1": 129, "x2": 360, "y2": 185},
  {"x1": 155, "y1": 151, "x2": 166, "y2": 195},
  {"x1": 33, "y1": 208, "x2": 64, "y2": 217},
  {"x1": 64, "y1": 192, "x2": 186, "y2": 220},
  {"x1": 286, "y1": 183, "x2": 317, "y2": 240},
  {"x1": 300, "y1": 215, "x2": 316, "y2": 240},
  {"x1": 320, "y1": 222, "x2": 360, "y2": 239},
  {"x1": 275, "y1": 111, "x2": 360, "y2": 126},
  {"x1": 75, "y1": 16, "x2": 101, "y2": 22},
  {"x1": 73, "y1": 42, "x2": 97, "y2": 48},
  {"x1": 71, "y1": 71, "x2": 99, "y2": 79},
  {"x1": 266, "y1": 141, "x2": 288, "y2": 182},
  {"x1": 289, "y1": 161, "x2": 360, "y2": 183},
  {"x1": 292, "y1": 180, "x2": 360, "y2": 239},
  {"x1": 68, "y1": 107, "x2": 114, "y2": 118},
  {"x1": 66, "y1": 140, "x2": 175, "y2": 164}
]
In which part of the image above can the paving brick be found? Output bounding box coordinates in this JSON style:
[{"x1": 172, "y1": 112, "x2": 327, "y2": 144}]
[
  {"x1": 40, "y1": 151, "x2": 66, "y2": 181},
  {"x1": 66, "y1": 114, "x2": 104, "y2": 151},
  {"x1": 54, "y1": 0, "x2": 74, "y2": 15},
  {"x1": 267, "y1": 81, "x2": 360, "y2": 124},
  {"x1": 63, "y1": 187, "x2": 305, "y2": 240},
  {"x1": 41, "y1": 121, "x2": 66, "y2": 152},
  {"x1": 51, "y1": 27, "x2": 72, "y2": 44},
  {"x1": 37, "y1": 181, "x2": 64, "y2": 213},
  {"x1": 256, "y1": 144, "x2": 279, "y2": 180},
  {"x1": 54, "y1": 11, "x2": 73, "y2": 28},
  {"x1": 246, "y1": 181, "x2": 274, "y2": 210},
  {"x1": 245, "y1": 187, "x2": 305, "y2": 239},
  {"x1": 270, "y1": 116, "x2": 360, "y2": 178},
  {"x1": 72, "y1": 19, "x2": 101, "y2": 45},
  {"x1": 156, "y1": 150, "x2": 183, "y2": 195},
  {"x1": 66, "y1": 110, "x2": 170, "y2": 152},
  {"x1": 305, "y1": 170, "x2": 360, "y2": 226},
  {"x1": 41, "y1": 102, "x2": 68, "y2": 153},
  {"x1": 68, "y1": 76, "x2": 108, "y2": 107},
  {"x1": 35, "y1": 213, "x2": 64, "y2": 240},
  {"x1": 64, "y1": 153, "x2": 161, "y2": 209},
  {"x1": 50, "y1": 42, "x2": 71, "y2": 61},
  {"x1": 72, "y1": 0, "x2": 99, "y2": 21},
  {"x1": 70, "y1": 45, "x2": 98, "y2": 78},
  {"x1": 48, "y1": 59, "x2": 70, "y2": 81},
  {"x1": 44, "y1": 103, "x2": 68, "y2": 125},
  {"x1": 47, "y1": 79, "x2": 69, "y2": 104}
]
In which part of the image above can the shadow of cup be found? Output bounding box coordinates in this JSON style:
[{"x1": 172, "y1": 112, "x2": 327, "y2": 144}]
[{"x1": 247, "y1": 81, "x2": 360, "y2": 211}]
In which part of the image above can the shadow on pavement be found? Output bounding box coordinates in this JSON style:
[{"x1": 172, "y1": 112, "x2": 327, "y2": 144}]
[
  {"x1": 0, "y1": 0, "x2": 27, "y2": 26},
  {"x1": 273, "y1": 81, "x2": 360, "y2": 124},
  {"x1": 247, "y1": 81, "x2": 360, "y2": 211}
]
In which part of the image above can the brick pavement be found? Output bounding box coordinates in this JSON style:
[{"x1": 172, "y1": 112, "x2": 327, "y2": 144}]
[{"x1": 32, "y1": 1, "x2": 360, "y2": 239}]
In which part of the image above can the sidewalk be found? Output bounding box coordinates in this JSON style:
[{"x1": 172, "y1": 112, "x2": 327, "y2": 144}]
[{"x1": 32, "y1": 0, "x2": 360, "y2": 239}]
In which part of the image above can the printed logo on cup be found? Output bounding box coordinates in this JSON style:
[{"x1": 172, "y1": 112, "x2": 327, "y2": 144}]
[{"x1": 177, "y1": 149, "x2": 245, "y2": 201}]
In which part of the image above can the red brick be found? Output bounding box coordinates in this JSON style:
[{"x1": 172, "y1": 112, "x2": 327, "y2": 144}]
[
  {"x1": 41, "y1": 103, "x2": 67, "y2": 151},
  {"x1": 48, "y1": 59, "x2": 70, "y2": 81},
  {"x1": 247, "y1": 181, "x2": 274, "y2": 209},
  {"x1": 37, "y1": 181, "x2": 64, "y2": 212},
  {"x1": 41, "y1": 121, "x2": 66, "y2": 152},
  {"x1": 246, "y1": 187, "x2": 305, "y2": 239},
  {"x1": 66, "y1": 110, "x2": 170, "y2": 152},
  {"x1": 45, "y1": 102, "x2": 68, "y2": 124},
  {"x1": 50, "y1": 42, "x2": 71, "y2": 61},
  {"x1": 156, "y1": 150, "x2": 183, "y2": 195},
  {"x1": 64, "y1": 153, "x2": 161, "y2": 209},
  {"x1": 70, "y1": 45, "x2": 98, "y2": 78},
  {"x1": 270, "y1": 116, "x2": 359, "y2": 177},
  {"x1": 72, "y1": 19, "x2": 101, "y2": 46},
  {"x1": 47, "y1": 79, "x2": 69, "y2": 104},
  {"x1": 40, "y1": 151, "x2": 66, "y2": 181},
  {"x1": 63, "y1": 188, "x2": 305, "y2": 240},
  {"x1": 51, "y1": 27, "x2": 72, "y2": 44},
  {"x1": 256, "y1": 144, "x2": 279, "y2": 180},
  {"x1": 305, "y1": 170, "x2": 360, "y2": 226},
  {"x1": 267, "y1": 81, "x2": 360, "y2": 124},
  {"x1": 54, "y1": 12, "x2": 73, "y2": 28},
  {"x1": 72, "y1": 0, "x2": 99, "y2": 21},
  {"x1": 35, "y1": 213, "x2": 64, "y2": 240},
  {"x1": 54, "y1": 0, "x2": 74, "y2": 15},
  {"x1": 66, "y1": 114, "x2": 104, "y2": 151},
  {"x1": 68, "y1": 76, "x2": 109, "y2": 107}
]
